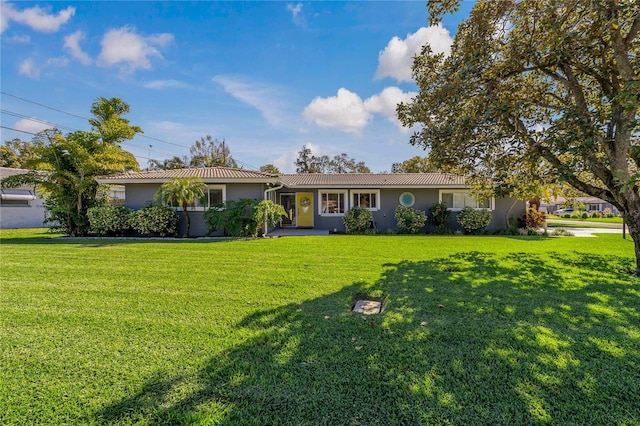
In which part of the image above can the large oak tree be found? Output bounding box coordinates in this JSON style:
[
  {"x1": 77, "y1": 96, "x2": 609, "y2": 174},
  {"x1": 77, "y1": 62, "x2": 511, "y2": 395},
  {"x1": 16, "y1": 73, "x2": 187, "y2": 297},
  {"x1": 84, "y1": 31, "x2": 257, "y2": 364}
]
[{"x1": 398, "y1": 0, "x2": 640, "y2": 273}]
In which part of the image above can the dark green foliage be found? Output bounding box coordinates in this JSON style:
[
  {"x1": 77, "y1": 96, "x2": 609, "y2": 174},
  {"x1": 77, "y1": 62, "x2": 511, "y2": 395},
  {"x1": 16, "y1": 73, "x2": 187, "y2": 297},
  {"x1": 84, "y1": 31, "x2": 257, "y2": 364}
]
[
  {"x1": 519, "y1": 208, "x2": 546, "y2": 230},
  {"x1": 428, "y1": 202, "x2": 450, "y2": 234},
  {"x1": 394, "y1": 205, "x2": 427, "y2": 234},
  {"x1": 343, "y1": 206, "x2": 374, "y2": 234},
  {"x1": 254, "y1": 200, "x2": 288, "y2": 235},
  {"x1": 130, "y1": 205, "x2": 178, "y2": 237},
  {"x1": 457, "y1": 207, "x2": 492, "y2": 234},
  {"x1": 205, "y1": 198, "x2": 258, "y2": 237},
  {"x1": 590, "y1": 211, "x2": 602, "y2": 218},
  {"x1": 87, "y1": 206, "x2": 133, "y2": 236}
]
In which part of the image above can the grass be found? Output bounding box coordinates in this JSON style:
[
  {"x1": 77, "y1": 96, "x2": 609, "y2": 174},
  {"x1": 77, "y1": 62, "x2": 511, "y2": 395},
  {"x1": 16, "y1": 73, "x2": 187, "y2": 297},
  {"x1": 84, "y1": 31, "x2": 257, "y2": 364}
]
[{"x1": 1, "y1": 228, "x2": 639, "y2": 425}]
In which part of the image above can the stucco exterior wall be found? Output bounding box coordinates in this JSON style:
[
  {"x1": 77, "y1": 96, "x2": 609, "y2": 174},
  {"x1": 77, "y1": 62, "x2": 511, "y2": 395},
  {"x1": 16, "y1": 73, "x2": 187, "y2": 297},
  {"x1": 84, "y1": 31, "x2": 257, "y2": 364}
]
[
  {"x1": 0, "y1": 196, "x2": 46, "y2": 228},
  {"x1": 124, "y1": 182, "x2": 267, "y2": 236},
  {"x1": 276, "y1": 188, "x2": 525, "y2": 233}
]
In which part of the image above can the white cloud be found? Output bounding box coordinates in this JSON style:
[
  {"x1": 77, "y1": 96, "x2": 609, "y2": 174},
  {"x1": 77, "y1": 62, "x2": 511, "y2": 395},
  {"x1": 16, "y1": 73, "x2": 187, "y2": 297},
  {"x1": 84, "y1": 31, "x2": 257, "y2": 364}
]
[
  {"x1": 303, "y1": 88, "x2": 371, "y2": 135},
  {"x1": 303, "y1": 87, "x2": 416, "y2": 134},
  {"x1": 97, "y1": 26, "x2": 174, "y2": 75},
  {"x1": 213, "y1": 74, "x2": 287, "y2": 127},
  {"x1": 375, "y1": 25, "x2": 453, "y2": 83},
  {"x1": 143, "y1": 79, "x2": 190, "y2": 90},
  {"x1": 364, "y1": 87, "x2": 417, "y2": 130},
  {"x1": 18, "y1": 58, "x2": 38, "y2": 78},
  {"x1": 5, "y1": 34, "x2": 31, "y2": 43},
  {"x1": 18, "y1": 56, "x2": 68, "y2": 79},
  {"x1": 286, "y1": 3, "x2": 306, "y2": 27},
  {"x1": 14, "y1": 118, "x2": 54, "y2": 134},
  {"x1": 1, "y1": 2, "x2": 75, "y2": 34},
  {"x1": 64, "y1": 30, "x2": 92, "y2": 65}
]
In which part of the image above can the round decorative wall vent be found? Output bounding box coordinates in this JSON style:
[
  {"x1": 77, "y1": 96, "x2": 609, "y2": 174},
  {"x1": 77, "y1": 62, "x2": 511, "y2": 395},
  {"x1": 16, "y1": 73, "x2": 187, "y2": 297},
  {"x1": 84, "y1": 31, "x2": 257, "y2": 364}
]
[{"x1": 399, "y1": 192, "x2": 415, "y2": 207}]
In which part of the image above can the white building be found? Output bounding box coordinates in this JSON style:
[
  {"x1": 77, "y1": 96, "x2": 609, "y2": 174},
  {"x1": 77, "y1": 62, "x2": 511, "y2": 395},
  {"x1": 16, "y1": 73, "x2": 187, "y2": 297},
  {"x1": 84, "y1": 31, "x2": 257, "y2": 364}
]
[{"x1": 0, "y1": 167, "x2": 47, "y2": 228}]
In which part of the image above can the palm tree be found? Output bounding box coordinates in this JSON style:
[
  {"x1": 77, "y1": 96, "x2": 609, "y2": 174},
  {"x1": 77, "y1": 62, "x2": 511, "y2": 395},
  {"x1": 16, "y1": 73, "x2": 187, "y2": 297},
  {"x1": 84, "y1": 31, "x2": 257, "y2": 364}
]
[{"x1": 155, "y1": 177, "x2": 205, "y2": 237}]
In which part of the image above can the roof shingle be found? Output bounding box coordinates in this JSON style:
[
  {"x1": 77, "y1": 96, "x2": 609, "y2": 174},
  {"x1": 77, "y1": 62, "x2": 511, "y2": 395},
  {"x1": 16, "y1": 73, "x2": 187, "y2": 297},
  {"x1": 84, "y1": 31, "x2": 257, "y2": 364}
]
[
  {"x1": 96, "y1": 167, "x2": 278, "y2": 183},
  {"x1": 278, "y1": 173, "x2": 465, "y2": 187}
]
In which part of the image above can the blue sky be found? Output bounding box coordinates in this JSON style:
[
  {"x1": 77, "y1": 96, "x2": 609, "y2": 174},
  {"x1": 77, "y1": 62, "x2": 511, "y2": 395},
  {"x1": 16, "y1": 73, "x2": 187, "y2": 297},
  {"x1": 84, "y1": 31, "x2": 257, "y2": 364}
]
[{"x1": 1, "y1": 1, "x2": 473, "y2": 172}]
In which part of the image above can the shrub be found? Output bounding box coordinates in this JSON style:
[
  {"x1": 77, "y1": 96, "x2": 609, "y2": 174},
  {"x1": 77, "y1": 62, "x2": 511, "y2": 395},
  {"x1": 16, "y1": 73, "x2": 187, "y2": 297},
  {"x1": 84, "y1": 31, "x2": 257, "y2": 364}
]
[
  {"x1": 343, "y1": 206, "x2": 374, "y2": 234},
  {"x1": 590, "y1": 211, "x2": 602, "y2": 218},
  {"x1": 254, "y1": 200, "x2": 288, "y2": 236},
  {"x1": 563, "y1": 213, "x2": 572, "y2": 218},
  {"x1": 87, "y1": 206, "x2": 133, "y2": 236},
  {"x1": 428, "y1": 202, "x2": 450, "y2": 234},
  {"x1": 581, "y1": 212, "x2": 589, "y2": 219},
  {"x1": 519, "y1": 208, "x2": 546, "y2": 230},
  {"x1": 456, "y1": 207, "x2": 492, "y2": 234},
  {"x1": 570, "y1": 211, "x2": 582, "y2": 219},
  {"x1": 130, "y1": 205, "x2": 178, "y2": 237},
  {"x1": 394, "y1": 205, "x2": 427, "y2": 234},
  {"x1": 205, "y1": 198, "x2": 258, "y2": 237}
]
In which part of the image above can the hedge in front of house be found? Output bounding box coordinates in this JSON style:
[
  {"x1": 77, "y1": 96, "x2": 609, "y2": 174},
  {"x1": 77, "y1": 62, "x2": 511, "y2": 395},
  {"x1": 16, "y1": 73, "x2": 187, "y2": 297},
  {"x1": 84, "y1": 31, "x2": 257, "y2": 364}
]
[
  {"x1": 457, "y1": 207, "x2": 492, "y2": 234},
  {"x1": 394, "y1": 205, "x2": 427, "y2": 234},
  {"x1": 130, "y1": 205, "x2": 178, "y2": 237},
  {"x1": 87, "y1": 206, "x2": 133, "y2": 236},
  {"x1": 343, "y1": 206, "x2": 374, "y2": 234}
]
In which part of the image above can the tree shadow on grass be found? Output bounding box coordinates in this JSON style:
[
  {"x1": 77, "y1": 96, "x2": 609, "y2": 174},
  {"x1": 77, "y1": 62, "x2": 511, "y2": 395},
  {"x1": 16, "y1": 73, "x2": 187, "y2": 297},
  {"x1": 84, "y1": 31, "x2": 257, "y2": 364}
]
[{"x1": 95, "y1": 251, "x2": 640, "y2": 425}]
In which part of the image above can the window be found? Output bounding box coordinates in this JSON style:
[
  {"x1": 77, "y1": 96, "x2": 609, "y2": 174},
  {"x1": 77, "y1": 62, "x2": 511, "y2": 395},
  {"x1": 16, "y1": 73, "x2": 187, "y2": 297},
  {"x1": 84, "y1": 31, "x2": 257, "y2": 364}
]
[
  {"x1": 351, "y1": 190, "x2": 380, "y2": 210},
  {"x1": 165, "y1": 185, "x2": 225, "y2": 210},
  {"x1": 439, "y1": 190, "x2": 493, "y2": 211},
  {"x1": 0, "y1": 189, "x2": 36, "y2": 207},
  {"x1": 319, "y1": 190, "x2": 347, "y2": 215}
]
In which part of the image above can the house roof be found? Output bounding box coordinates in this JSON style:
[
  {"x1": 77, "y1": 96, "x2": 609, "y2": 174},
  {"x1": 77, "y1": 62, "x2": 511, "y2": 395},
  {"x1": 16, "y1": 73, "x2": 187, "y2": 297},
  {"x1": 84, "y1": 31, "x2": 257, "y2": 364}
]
[
  {"x1": 278, "y1": 173, "x2": 466, "y2": 188},
  {"x1": 96, "y1": 167, "x2": 467, "y2": 188},
  {"x1": 96, "y1": 167, "x2": 279, "y2": 184},
  {"x1": 0, "y1": 167, "x2": 34, "y2": 179}
]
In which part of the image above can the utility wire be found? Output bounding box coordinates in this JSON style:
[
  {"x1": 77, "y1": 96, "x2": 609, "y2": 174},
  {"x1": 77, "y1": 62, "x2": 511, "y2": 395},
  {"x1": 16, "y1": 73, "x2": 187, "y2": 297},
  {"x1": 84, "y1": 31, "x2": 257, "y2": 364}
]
[
  {"x1": 1, "y1": 109, "x2": 178, "y2": 158},
  {"x1": 1, "y1": 92, "x2": 262, "y2": 170},
  {"x1": 1, "y1": 91, "x2": 191, "y2": 149}
]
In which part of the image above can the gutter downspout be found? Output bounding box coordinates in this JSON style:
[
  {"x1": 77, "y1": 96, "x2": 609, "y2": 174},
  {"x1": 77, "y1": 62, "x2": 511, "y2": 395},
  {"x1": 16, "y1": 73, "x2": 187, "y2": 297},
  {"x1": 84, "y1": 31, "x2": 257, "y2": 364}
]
[{"x1": 263, "y1": 182, "x2": 284, "y2": 237}]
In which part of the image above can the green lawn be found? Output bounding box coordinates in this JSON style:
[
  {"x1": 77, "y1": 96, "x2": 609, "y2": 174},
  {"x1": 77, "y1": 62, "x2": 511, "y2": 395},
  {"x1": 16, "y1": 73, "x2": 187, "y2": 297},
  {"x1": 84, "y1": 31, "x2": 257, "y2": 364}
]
[{"x1": 1, "y1": 229, "x2": 639, "y2": 425}]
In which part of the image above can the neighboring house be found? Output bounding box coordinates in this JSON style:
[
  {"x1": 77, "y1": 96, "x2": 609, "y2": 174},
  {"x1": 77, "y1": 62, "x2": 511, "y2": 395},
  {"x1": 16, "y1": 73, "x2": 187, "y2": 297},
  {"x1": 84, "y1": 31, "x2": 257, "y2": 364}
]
[
  {"x1": 96, "y1": 166, "x2": 526, "y2": 236},
  {"x1": 0, "y1": 167, "x2": 47, "y2": 229},
  {"x1": 541, "y1": 196, "x2": 620, "y2": 215}
]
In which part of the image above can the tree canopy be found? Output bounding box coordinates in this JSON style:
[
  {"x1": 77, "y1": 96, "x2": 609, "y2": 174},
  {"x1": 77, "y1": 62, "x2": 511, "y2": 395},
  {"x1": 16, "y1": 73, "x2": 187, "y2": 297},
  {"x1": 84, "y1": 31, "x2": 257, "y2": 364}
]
[
  {"x1": 398, "y1": 0, "x2": 640, "y2": 273},
  {"x1": 294, "y1": 145, "x2": 370, "y2": 173},
  {"x1": 189, "y1": 135, "x2": 236, "y2": 168},
  {"x1": 392, "y1": 156, "x2": 442, "y2": 173}
]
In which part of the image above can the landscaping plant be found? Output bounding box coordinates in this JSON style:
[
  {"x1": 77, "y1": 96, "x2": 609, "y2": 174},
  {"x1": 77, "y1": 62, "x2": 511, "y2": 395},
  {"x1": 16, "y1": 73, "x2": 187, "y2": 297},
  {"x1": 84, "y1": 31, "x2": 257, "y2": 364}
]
[
  {"x1": 87, "y1": 205, "x2": 133, "y2": 236},
  {"x1": 456, "y1": 207, "x2": 492, "y2": 234},
  {"x1": 428, "y1": 201, "x2": 450, "y2": 234},
  {"x1": 343, "y1": 206, "x2": 374, "y2": 234},
  {"x1": 129, "y1": 205, "x2": 178, "y2": 237},
  {"x1": 394, "y1": 205, "x2": 427, "y2": 234}
]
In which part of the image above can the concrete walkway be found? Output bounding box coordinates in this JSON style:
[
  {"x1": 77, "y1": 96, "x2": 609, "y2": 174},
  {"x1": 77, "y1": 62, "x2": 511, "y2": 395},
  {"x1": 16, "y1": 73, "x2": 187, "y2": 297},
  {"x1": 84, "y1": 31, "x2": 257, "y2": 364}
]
[
  {"x1": 547, "y1": 227, "x2": 627, "y2": 237},
  {"x1": 267, "y1": 228, "x2": 330, "y2": 237},
  {"x1": 547, "y1": 219, "x2": 623, "y2": 228}
]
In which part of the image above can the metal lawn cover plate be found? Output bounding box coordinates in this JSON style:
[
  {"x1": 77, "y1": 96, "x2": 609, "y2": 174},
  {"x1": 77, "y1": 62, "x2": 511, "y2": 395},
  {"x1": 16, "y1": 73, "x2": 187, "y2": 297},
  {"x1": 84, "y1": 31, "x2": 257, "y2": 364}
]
[{"x1": 353, "y1": 300, "x2": 382, "y2": 315}]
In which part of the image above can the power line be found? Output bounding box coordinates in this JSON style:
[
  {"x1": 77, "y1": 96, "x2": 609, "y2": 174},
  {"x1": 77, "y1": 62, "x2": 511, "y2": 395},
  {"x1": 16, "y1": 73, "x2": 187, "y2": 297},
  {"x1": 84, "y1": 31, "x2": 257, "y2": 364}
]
[
  {"x1": 0, "y1": 91, "x2": 191, "y2": 149},
  {"x1": 1, "y1": 109, "x2": 179, "y2": 158},
  {"x1": 0, "y1": 125, "x2": 38, "y2": 136},
  {"x1": 1, "y1": 92, "x2": 263, "y2": 171},
  {"x1": 1, "y1": 91, "x2": 88, "y2": 120}
]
